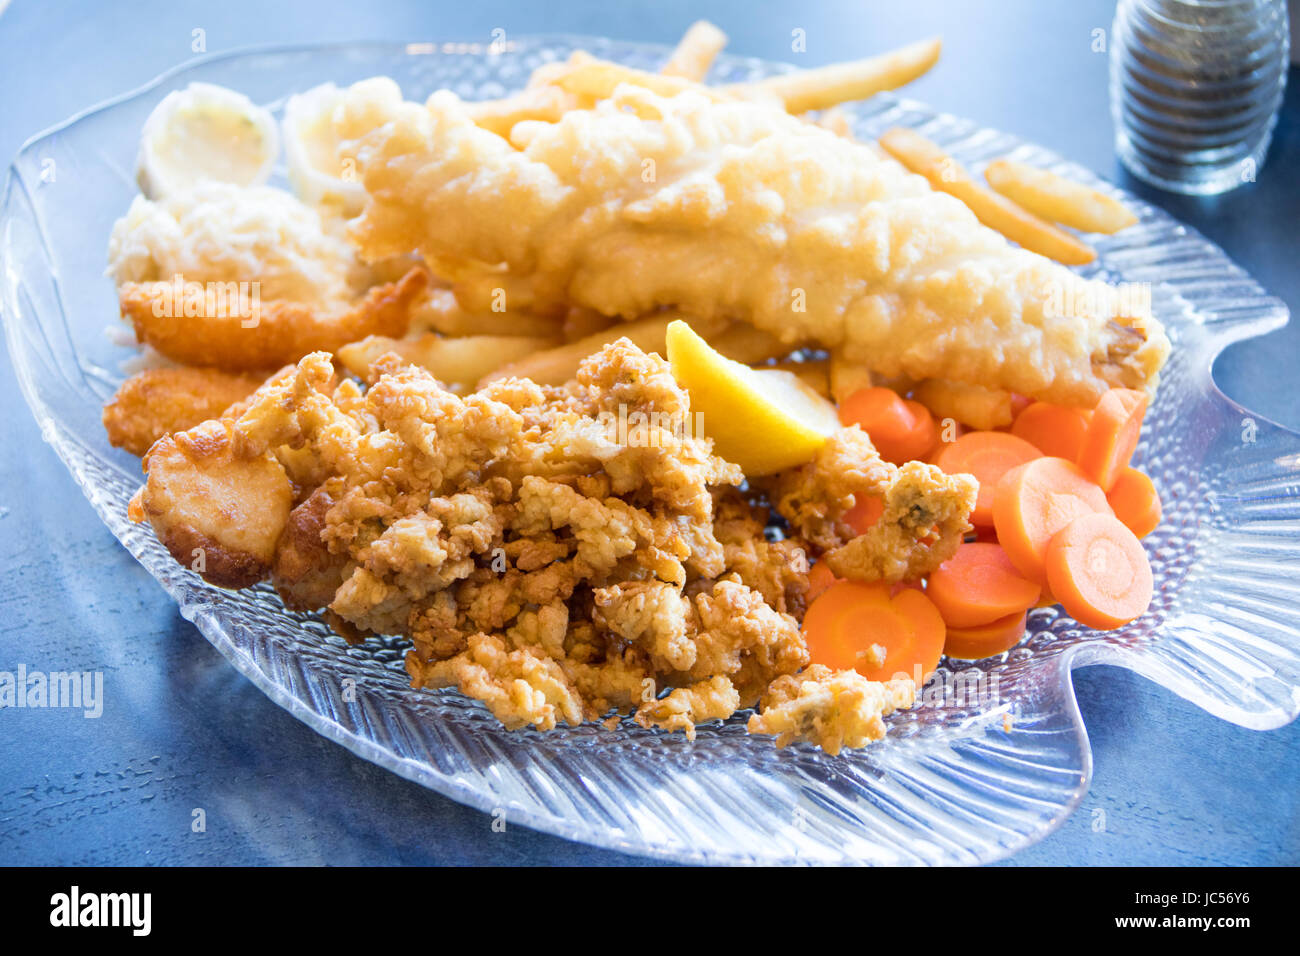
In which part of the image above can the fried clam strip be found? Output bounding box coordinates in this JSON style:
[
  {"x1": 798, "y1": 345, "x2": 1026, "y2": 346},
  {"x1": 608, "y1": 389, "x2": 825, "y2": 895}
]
[
  {"x1": 341, "y1": 80, "x2": 1168, "y2": 407},
  {"x1": 747, "y1": 664, "x2": 916, "y2": 756},
  {"x1": 127, "y1": 340, "x2": 925, "y2": 751},
  {"x1": 120, "y1": 266, "x2": 428, "y2": 371},
  {"x1": 103, "y1": 366, "x2": 267, "y2": 456},
  {"x1": 763, "y1": 425, "x2": 977, "y2": 581}
]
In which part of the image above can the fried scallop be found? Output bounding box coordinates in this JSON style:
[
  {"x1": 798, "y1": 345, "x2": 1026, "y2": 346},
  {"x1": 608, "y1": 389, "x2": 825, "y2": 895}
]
[{"x1": 136, "y1": 419, "x2": 292, "y2": 588}]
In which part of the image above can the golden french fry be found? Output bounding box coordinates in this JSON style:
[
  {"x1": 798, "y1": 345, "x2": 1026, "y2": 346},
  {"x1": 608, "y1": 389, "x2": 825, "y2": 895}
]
[
  {"x1": 413, "y1": 288, "x2": 564, "y2": 338},
  {"x1": 984, "y1": 159, "x2": 1138, "y2": 235},
  {"x1": 452, "y1": 271, "x2": 557, "y2": 316},
  {"x1": 549, "y1": 56, "x2": 730, "y2": 103},
  {"x1": 561, "y1": 307, "x2": 616, "y2": 342},
  {"x1": 878, "y1": 128, "x2": 1096, "y2": 266},
  {"x1": 661, "y1": 20, "x2": 728, "y2": 80},
  {"x1": 464, "y1": 85, "x2": 575, "y2": 137},
  {"x1": 808, "y1": 106, "x2": 855, "y2": 140},
  {"x1": 829, "y1": 351, "x2": 875, "y2": 403},
  {"x1": 913, "y1": 378, "x2": 1013, "y2": 430},
  {"x1": 765, "y1": 357, "x2": 832, "y2": 400},
  {"x1": 479, "y1": 314, "x2": 726, "y2": 387},
  {"x1": 706, "y1": 322, "x2": 792, "y2": 364},
  {"x1": 731, "y1": 37, "x2": 941, "y2": 113},
  {"x1": 338, "y1": 333, "x2": 560, "y2": 390}
]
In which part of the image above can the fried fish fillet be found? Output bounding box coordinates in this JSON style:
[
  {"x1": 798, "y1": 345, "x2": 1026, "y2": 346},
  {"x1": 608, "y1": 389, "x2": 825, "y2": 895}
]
[
  {"x1": 341, "y1": 79, "x2": 1168, "y2": 407},
  {"x1": 103, "y1": 366, "x2": 267, "y2": 456}
]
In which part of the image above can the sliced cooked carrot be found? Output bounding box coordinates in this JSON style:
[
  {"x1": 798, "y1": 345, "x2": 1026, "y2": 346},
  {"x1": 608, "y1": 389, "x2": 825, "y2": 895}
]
[
  {"x1": 1078, "y1": 388, "x2": 1148, "y2": 491},
  {"x1": 933, "y1": 430, "x2": 1042, "y2": 527},
  {"x1": 943, "y1": 611, "x2": 1028, "y2": 660},
  {"x1": 1106, "y1": 466, "x2": 1162, "y2": 539},
  {"x1": 1011, "y1": 402, "x2": 1093, "y2": 461},
  {"x1": 838, "y1": 387, "x2": 937, "y2": 464},
  {"x1": 992, "y1": 456, "x2": 1112, "y2": 584},
  {"x1": 880, "y1": 587, "x2": 947, "y2": 683},
  {"x1": 903, "y1": 399, "x2": 941, "y2": 461},
  {"x1": 802, "y1": 580, "x2": 946, "y2": 684},
  {"x1": 925, "y1": 542, "x2": 1041, "y2": 628},
  {"x1": 844, "y1": 494, "x2": 884, "y2": 536},
  {"x1": 807, "y1": 561, "x2": 841, "y2": 602},
  {"x1": 1009, "y1": 393, "x2": 1033, "y2": 421},
  {"x1": 1044, "y1": 512, "x2": 1153, "y2": 629}
]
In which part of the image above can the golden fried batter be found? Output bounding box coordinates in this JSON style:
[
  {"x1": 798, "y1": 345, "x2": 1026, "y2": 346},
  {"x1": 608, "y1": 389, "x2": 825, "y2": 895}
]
[
  {"x1": 129, "y1": 339, "x2": 966, "y2": 752},
  {"x1": 342, "y1": 80, "x2": 1168, "y2": 407},
  {"x1": 764, "y1": 425, "x2": 978, "y2": 580},
  {"x1": 120, "y1": 266, "x2": 427, "y2": 371},
  {"x1": 747, "y1": 664, "x2": 916, "y2": 755},
  {"x1": 103, "y1": 366, "x2": 266, "y2": 456}
]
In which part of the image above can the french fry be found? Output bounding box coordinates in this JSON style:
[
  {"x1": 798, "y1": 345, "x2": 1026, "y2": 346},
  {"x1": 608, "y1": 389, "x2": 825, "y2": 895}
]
[
  {"x1": 479, "y1": 314, "x2": 726, "y2": 387},
  {"x1": 661, "y1": 20, "x2": 728, "y2": 81},
  {"x1": 809, "y1": 106, "x2": 855, "y2": 139},
  {"x1": 913, "y1": 378, "x2": 1014, "y2": 430},
  {"x1": 732, "y1": 37, "x2": 941, "y2": 113},
  {"x1": 878, "y1": 128, "x2": 1096, "y2": 266},
  {"x1": 464, "y1": 85, "x2": 574, "y2": 137},
  {"x1": 984, "y1": 159, "x2": 1138, "y2": 235},
  {"x1": 412, "y1": 288, "x2": 565, "y2": 338},
  {"x1": 548, "y1": 55, "x2": 730, "y2": 103},
  {"x1": 338, "y1": 333, "x2": 561, "y2": 390},
  {"x1": 452, "y1": 272, "x2": 557, "y2": 316},
  {"x1": 561, "y1": 307, "x2": 616, "y2": 342},
  {"x1": 706, "y1": 322, "x2": 792, "y2": 364}
]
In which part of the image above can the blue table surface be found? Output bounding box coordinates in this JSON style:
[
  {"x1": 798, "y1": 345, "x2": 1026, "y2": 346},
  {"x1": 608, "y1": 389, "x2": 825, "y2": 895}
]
[{"x1": 1, "y1": 0, "x2": 1297, "y2": 866}]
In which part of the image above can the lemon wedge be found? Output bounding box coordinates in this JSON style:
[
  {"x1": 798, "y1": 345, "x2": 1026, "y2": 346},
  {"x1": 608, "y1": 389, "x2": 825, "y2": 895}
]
[
  {"x1": 136, "y1": 83, "x2": 278, "y2": 199},
  {"x1": 282, "y1": 82, "x2": 369, "y2": 216},
  {"x1": 666, "y1": 320, "x2": 839, "y2": 476}
]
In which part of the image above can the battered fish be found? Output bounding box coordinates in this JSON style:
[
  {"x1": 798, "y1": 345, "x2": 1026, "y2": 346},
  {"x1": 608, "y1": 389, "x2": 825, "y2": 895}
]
[{"x1": 340, "y1": 78, "x2": 1168, "y2": 407}]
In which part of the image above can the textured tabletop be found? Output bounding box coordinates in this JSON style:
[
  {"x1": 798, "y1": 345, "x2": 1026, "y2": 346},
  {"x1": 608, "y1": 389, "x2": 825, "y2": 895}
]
[{"x1": 1, "y1": 0, "x2": 1297, "y2": 866}]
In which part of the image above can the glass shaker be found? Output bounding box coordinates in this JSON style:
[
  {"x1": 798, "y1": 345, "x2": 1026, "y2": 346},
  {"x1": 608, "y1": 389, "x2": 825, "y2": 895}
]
[{"x1": 1111, "y1": 0, "x2": 1290, "y2": 195}]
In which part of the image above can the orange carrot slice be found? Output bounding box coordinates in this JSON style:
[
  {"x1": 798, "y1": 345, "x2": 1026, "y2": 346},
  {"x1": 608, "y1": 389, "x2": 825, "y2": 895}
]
[
  {"x1": 925, "y1": 542, "x2": 1041, "y2": 628},
  {"x1": 1106, "y1": 466, "x2": 1161, "y2": 539},
  {"x1": 1044, "y1": 512, "x2": 1153, "y2": 629},
  {"x1": 845, "y1": 494, "x2": 884, "y2": 536},
  {"x1": 807, "y1": 561, "x2": 841, "y2": 603},
  {"x1": 1078, "y1": 388, "x2": 1148, "y2": 491},
  {"x1": 802, "y1": 580, "x2": 946, "y2": 684},
  {"x1": 933, "y1": 430, "x2": 1042, "y2": 527},
  {"x1": 992, "y1": 456, "x2": 1112, "y2": 584},
  {"x1": 839, "y1": 387, "x2": 937, "y2": 464},
  {"x1": 1011, "y1": 402, "x2": 1093, "y2": 461},
  {"x1": 943, "y1": 610, "x2": 1028, "y2": 660}
]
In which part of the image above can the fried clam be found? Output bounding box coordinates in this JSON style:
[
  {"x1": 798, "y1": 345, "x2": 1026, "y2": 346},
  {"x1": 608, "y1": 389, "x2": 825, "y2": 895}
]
[
  {"x1": 762, "y1": 425, "x2": 978, "y2": 580},
  {"x1": 124, "y1": 339, "x2": 979, "y2": 753}
]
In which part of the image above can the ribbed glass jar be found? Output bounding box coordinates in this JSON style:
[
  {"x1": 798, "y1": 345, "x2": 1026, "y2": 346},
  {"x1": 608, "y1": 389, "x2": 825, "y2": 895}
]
[{"x1": 1111, "y1": 0, "x2": 1289, "y2": 194}]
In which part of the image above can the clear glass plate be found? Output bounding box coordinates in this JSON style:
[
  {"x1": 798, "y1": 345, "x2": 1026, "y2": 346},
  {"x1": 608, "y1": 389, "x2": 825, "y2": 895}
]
[{"x1": 4, "y1": 37, "x2": 1298, "y2": 866}]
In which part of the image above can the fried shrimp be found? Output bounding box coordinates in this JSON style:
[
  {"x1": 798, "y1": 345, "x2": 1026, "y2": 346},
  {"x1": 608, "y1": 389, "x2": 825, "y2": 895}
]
[{"x1": 119, "y1": 266, "x2": 427, "y2": 371}]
